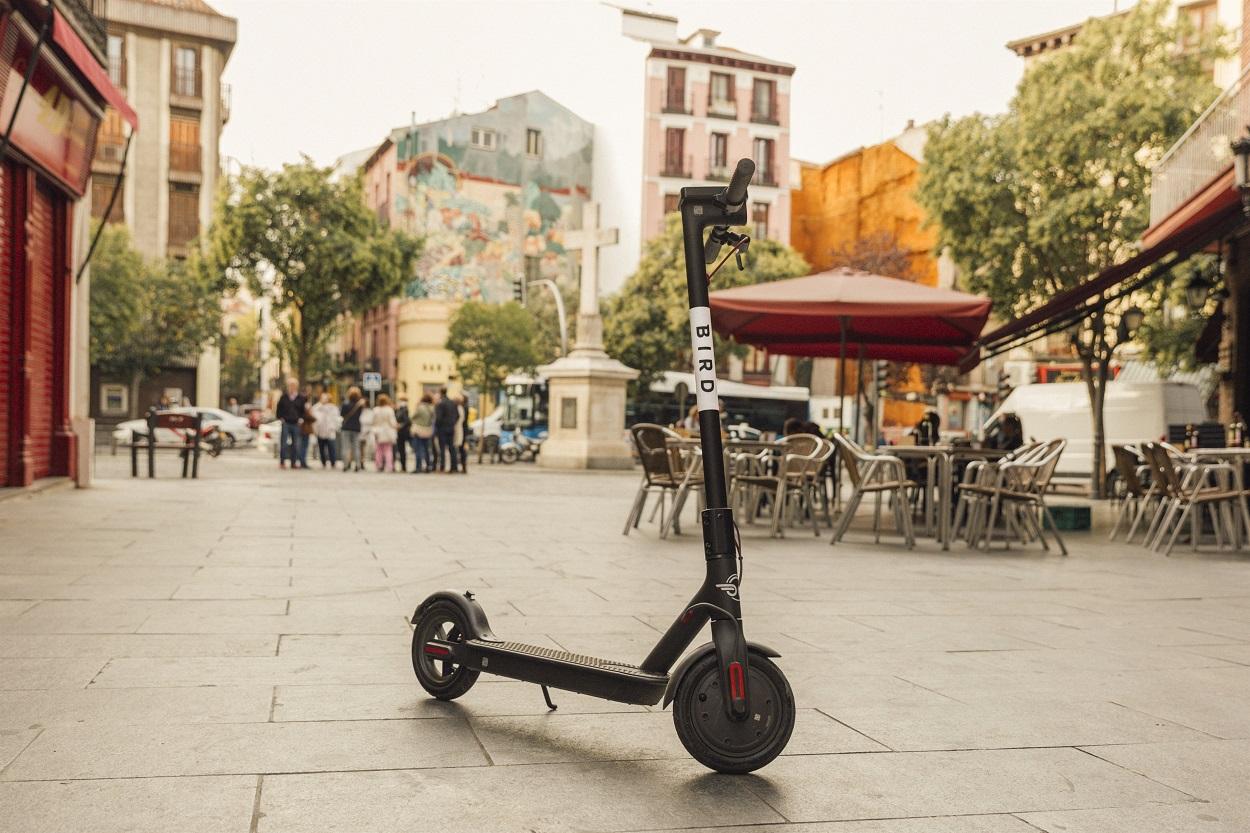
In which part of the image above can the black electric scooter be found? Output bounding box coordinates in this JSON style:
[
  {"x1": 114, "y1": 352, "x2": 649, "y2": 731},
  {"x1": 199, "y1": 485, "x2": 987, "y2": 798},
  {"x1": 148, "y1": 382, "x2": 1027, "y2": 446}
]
[{"x1": 410, "y1": 158, "x2": 795, "y2": 773}]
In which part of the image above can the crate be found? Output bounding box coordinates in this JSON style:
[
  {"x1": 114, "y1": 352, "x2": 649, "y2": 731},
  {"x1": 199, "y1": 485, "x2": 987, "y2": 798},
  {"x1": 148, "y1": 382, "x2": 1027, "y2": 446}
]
[{"x1": 1048, "y1": 504, "x2": 1090, "y2": 531}]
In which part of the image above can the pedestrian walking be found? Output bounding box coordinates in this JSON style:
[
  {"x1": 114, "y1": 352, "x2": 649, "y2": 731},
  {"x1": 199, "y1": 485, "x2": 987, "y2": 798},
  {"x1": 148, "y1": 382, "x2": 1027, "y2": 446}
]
[
  {"x1": 434, "y1": 387, "x2": 459, "y2": 473},
  {"x1": 339, "y1": 387, "x2": 366, "y2": 472},
  {"x1": 275, "y1": 377, "x2": 308, "y2": 469},
  {"x1": 311, "y1": 392, "x2": 341, "y2": 468},
  {"x1": 298, "y1": 385, "x2": 315, "y2": 468},
  {"x1": 394, "y1": 396, "x2": 411, "y2": 472},
  {"x1": 371, "y1": 394, "x2": 399, "y2": 472},
  {"x1": 410, "y1": 393, "x2": 435, "y2": 473}
]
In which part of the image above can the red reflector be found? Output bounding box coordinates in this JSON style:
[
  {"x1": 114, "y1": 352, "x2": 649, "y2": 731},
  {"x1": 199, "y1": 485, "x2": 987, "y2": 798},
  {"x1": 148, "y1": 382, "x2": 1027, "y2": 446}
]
[
  {"x1": 728, "y1": 661, "x2": 745, "y2": 700},
  {"x1": 424, "y1": 643, "x2": 451, "y2": 657}
]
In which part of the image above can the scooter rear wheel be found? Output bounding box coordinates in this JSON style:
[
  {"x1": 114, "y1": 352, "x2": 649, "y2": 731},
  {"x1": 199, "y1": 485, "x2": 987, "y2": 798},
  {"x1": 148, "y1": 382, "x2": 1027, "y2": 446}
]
[
  {"x1": 411, "y1": 600, "x2": 479, "y2": 700},
  {"x1": 672, "y1": 651, "x2": 795, "y2": 773}
]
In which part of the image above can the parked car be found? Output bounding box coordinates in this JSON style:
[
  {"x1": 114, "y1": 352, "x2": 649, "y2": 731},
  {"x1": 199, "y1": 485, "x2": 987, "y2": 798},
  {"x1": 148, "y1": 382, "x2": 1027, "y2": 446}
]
[
  {"x1": 983, "y1": 380, "x2": 1206, "y2": 482},
  {"x1": 112, "y1": 406, "x2": 255, "y2": 448}
]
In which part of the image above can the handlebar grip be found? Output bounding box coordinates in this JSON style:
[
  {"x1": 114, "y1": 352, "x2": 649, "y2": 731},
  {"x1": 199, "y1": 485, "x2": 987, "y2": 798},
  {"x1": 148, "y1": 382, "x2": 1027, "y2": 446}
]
[{"x1": 724, "y1": 158, "x2": 755, "y2": 209}]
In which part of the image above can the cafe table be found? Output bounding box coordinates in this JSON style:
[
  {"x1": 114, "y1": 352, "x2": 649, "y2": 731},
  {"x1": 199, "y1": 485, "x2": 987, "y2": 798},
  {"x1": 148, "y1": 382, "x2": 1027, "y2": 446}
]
[{"x1": 874, "y1": 445, "x2": 1008, "y2": 550}]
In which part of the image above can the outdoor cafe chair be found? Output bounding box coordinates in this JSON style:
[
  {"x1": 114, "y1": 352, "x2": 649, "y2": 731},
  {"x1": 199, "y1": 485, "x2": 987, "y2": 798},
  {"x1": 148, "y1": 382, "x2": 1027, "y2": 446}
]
[
  {"x1": 802, "y1": 436, "x2": 837, "y2": 532},
  {"x1": 1108, "y1": 444, "x2": 1155, "y2": 543},
  {"x1": 730, "y1": 434, "x2": 822, "y2": 538},
  {"x1": 829, "y1": 434, "x2": 916, "y2": 548},
  {"x1": 960, "y1": 439, "x2": 1068, "y2": 555},
  {"x1": 662, "y1": 441, "x2": 706, "y2": 540},
  {"x1": 951, "y1": 441, "x2": 1042, "y2": 544},
  {"x1": 1139, "y1": 442, "x2": 1250, "y2": 556},
  {"x1": 623, "y1": 423, "x2": 683, "y2": 536}
]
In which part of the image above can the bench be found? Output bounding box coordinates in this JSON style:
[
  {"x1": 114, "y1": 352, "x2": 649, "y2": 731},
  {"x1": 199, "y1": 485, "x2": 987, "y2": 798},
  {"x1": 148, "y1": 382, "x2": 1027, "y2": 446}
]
[{"x1": 130, "y1": 410, "x2": 212, "y2": 478}]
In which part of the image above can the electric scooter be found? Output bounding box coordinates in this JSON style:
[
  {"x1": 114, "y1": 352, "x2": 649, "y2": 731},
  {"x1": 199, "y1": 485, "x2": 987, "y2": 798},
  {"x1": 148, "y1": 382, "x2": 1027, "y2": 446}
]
[{"x1": 410, "y1": 158, "x2": 795, "y2": 773}]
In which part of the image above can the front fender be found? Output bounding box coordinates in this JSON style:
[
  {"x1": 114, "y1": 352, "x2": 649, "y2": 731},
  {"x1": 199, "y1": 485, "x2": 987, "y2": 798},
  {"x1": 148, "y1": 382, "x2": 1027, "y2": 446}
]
[
  {"x1": 412, "y1": 590, "x2": 498, "y2": 642},
  {"x1": 661, "y1": 641, "x2": 781, "y2": 708}
]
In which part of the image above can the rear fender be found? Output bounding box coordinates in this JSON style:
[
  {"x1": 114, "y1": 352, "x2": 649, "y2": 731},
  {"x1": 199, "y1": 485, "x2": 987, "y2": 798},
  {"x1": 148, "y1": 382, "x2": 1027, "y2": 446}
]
[
  {"x1": 413, "y1": 590, "x2": 498, "y2": 642},
  {"x1": 661, "y1": 641, "x2": 780, "y2": 708}
]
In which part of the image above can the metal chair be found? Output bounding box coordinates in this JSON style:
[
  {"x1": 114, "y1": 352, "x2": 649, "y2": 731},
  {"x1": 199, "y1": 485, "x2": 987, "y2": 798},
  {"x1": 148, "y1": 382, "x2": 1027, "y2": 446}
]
[
  {"x1": 961, "y1": 439, "x2": 1068, "y2": 555},
  {"x1": 623, "y1": 424, "x2": 682, "y2": 536},
  {"x1": 1140, "y1": 442, "x2": 1250, "y2": 556},
  {"x1": 1109, "y1": 444, "x2": 1153, "y2": 542},
  {"x1": 829, "y1": 434, "x2": 916, "y2": 548},
  {"x1": 730, "y1": 434, "x2": 821, "y2": 538}
]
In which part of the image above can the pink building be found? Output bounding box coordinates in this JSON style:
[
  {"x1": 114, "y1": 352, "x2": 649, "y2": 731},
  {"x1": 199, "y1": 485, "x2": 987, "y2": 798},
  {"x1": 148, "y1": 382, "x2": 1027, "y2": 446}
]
[{"x1": 639, "y1": 26, "x2": 794, "y2": 243}]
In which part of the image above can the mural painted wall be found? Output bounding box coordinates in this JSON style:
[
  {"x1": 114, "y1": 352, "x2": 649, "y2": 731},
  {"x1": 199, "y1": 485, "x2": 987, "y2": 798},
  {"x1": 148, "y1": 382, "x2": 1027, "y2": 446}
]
[{"x1": 374, "y1": 90, "x2": 595, "y2": 304}]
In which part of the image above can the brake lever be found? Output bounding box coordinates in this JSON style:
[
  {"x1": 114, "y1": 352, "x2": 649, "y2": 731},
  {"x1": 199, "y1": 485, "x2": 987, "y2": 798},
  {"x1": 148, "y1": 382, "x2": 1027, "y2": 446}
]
[{"x1": 706, "y1": 233, "x2": 751, "y2": 283}]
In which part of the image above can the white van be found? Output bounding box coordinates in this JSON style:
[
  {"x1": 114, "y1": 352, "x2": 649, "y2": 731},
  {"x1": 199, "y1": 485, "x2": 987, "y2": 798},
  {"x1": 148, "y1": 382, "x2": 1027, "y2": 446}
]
[{"x1": 983, "y1": 381, "x2": 1206, "y2": 481}]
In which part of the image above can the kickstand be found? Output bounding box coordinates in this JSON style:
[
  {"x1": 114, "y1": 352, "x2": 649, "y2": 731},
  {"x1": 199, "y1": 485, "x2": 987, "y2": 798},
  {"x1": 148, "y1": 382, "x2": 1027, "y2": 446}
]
[{"x1": 540, "y1": 685, "x2": 558, "y2": 711}]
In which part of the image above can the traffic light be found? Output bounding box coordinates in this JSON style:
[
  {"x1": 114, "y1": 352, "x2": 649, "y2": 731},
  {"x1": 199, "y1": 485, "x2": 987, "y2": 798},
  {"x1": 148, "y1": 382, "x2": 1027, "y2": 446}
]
[
  {"x1": 512, "y1": 278, "x2": 525, "y2": 304},
  {"x1": 875, "y1": 362, "x2": 889, "y2": 394}
]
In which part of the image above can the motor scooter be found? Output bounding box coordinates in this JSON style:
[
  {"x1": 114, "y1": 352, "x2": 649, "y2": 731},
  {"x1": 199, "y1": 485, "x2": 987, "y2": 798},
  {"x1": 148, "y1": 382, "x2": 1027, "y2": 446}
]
[{"x1": 410, "y1": 158, "x2": 795, "y2": 773}]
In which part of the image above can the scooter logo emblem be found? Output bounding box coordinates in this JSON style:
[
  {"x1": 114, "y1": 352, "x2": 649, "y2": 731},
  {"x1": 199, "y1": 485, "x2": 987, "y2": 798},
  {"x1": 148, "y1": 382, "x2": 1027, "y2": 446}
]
[{"x1": 716, "y1": 573, "x2": 740, "y2": 599}]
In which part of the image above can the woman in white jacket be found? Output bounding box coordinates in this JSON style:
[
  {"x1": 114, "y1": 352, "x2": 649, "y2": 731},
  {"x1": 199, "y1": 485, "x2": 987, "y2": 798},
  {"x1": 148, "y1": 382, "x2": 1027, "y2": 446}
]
[
  {"x1": 310, "y1": 393, "x2": 342, "y2": 468},
  {"x1": 370, "y1": 394, "x2": 399, "y2": 472}
]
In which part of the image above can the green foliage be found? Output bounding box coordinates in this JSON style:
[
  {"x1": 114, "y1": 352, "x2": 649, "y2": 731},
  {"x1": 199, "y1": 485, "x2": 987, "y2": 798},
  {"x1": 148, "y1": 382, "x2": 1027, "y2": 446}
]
[
  {"x1": 918, "y1": 0, "x2": 1222, "y2": 318},
  {"x1": 219, "y1": 316, "x2": 261, "y2": 403},
  {"x1": 201, "y1": 158, "x2": 422, "y2": 381},
  {"x1": 1136, "y1": 256, "x2": 1215, "y2": 374},
  {"x1": 915, "y1": 0, "x2": 1224, "y2": 495},
  {"x1": 89, "y1": 223, "x2": 222, "y2": 415},
  {"x1": 603, "y1": 213, "x2": 809, "y2": 390},
  {"x1": 446, "y1": 301, "x2": 541, "y2": 393}
]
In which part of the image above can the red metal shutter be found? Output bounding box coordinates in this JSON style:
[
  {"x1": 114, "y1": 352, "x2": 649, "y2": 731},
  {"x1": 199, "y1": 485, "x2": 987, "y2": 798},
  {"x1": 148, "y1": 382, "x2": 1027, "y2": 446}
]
[
  {"x1": 0, "y1": 162, "x2": 11, "y2": 486},
  {"x1": 27, "y1": 182, "x2": 55, "y2": 480}
]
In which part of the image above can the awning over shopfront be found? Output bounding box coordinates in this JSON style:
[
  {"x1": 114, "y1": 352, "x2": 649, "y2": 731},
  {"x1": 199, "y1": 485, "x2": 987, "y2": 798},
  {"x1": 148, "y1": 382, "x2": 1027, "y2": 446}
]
[
  {"x1": 959, "y1": 200, "x2": 1243, "y2": 373},
  {"x1": 50, "y1": 7, "x2": 138, "y2": 129},
  {"x1": 709, "y1": 268, "x2": 992, "y2": 366}
]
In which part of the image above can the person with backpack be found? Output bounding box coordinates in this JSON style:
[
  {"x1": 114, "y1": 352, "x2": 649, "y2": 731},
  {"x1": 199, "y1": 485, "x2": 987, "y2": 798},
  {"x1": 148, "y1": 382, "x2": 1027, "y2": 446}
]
[
  {"x1": 409, "y1": 393, "x2": 435, "y2": 473},
  {"x1": 339, "y1": 387, "x2": 366, "y2": 472}
]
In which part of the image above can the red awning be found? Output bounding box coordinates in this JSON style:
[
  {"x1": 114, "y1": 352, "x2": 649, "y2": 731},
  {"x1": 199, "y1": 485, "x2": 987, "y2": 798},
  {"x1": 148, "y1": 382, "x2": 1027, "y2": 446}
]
[
  {"x1": 709, "y1": 268, "x2": 992, "y2": 366},
  {"x1": 51, "y1": 9, "x2": 138, "y2": 130}
]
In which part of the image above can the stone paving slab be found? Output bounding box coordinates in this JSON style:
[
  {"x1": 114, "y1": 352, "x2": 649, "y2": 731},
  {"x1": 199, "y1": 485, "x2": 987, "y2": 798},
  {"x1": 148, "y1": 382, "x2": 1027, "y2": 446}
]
[{"x1": 1, "y1": 451, "x2": 1249, "y2": 832}]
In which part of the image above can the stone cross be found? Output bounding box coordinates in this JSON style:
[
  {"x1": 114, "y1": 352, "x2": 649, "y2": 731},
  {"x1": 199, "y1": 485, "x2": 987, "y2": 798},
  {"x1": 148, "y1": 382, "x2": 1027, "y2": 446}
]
[{"x1": 564, "y1": 202, "x2": 618, "y2": 353}]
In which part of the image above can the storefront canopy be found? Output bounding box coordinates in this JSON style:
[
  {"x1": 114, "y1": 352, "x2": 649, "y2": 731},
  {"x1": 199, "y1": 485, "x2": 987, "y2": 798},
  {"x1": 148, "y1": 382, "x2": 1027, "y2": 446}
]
[
  {"x1": 708, "y1": 268, "x2": 992, "y2": 366},
  {"x1": 51, "y1": 8, "x2": 138, "y2": 129}
]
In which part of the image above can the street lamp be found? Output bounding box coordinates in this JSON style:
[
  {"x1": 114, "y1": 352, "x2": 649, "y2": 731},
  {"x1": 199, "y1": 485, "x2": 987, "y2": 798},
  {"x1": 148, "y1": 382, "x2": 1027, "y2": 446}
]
[
  {"x1": 1116, "y1": 306, "x2": 1145, "y2": 342},
  {"x1": 1184, "y1": 273, "x2": 1213, "y2": 310},
  {"x1": 1232, "y1": 133, "x2": 1250, "y2": 215}
]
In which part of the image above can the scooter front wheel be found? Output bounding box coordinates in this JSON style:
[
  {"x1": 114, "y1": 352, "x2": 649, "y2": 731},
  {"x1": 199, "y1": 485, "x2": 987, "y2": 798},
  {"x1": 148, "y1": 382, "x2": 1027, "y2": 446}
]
[
  {"x1": 411, "y1": 599, "x2": 480, "y2": 700},
  {"x1": 672, "y1": 651, "x2": 795, "y2": 773}
]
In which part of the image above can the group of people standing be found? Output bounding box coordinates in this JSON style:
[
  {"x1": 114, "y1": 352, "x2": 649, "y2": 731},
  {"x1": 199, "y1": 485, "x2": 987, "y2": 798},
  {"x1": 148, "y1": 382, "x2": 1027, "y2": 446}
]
[{"x1": 275, "y1": 378, "x2": 470, "y2": 473}]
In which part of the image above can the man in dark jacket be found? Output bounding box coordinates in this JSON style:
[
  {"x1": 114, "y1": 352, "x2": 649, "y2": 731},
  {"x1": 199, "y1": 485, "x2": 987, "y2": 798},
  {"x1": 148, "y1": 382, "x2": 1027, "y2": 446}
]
[
  {"x1": 394, "y1": 396, "x2": 411, "y2": 472},
  {"x1": 275, "y1": 377, "x2": 307, "y2": 469},
  {"x1": 433, "y1": 388, "x2": 459, "y2": 473}
]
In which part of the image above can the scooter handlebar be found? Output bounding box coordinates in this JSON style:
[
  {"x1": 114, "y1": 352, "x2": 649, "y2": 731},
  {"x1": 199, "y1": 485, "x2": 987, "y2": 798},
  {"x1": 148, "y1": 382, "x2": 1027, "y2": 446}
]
[{"x1": 724, "y1": 158, "x2": 755, "y2": 211}]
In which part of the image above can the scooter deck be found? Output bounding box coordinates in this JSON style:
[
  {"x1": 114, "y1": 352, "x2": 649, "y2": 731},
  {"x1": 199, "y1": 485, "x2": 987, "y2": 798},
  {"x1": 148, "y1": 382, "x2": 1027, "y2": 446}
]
[{"x1": 464, "y1": 638, "x2": 668, "y2": 705}]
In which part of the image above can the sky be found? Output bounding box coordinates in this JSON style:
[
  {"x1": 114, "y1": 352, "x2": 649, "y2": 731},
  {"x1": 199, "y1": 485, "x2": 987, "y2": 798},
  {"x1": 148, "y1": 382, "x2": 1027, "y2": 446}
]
[{"x1": 212, "y1": 0, "x2": 1121, "y2": 170}]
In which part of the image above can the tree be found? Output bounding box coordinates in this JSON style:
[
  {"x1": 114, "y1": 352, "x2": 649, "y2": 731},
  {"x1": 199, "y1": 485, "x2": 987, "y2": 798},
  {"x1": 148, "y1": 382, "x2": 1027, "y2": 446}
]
[
  {"x1": 446, "y1": 301, "x2": 540, "y2": 461},
  {"x1": 916, "y1": 0, "x2": 1223, "y2": 496},
  {"x1": 604, "y1": 213, "x2": 809, "y2": 391},
  {"x1": 201, "y1": 158, "x2": 422, "y2": 382},
  {"x1": 220, "y1": 316, "x2": 262, "y2": 403},
  {"x1": 89, "y1": 224, "x2": 223, "y2": 417}
]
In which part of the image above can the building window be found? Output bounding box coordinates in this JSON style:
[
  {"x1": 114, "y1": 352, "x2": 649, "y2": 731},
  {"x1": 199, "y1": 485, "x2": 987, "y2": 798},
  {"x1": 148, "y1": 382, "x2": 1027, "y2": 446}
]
[
  {"x1": 709, "y1": 72, "x2": 735, "y2": 117},
  {"x1": 663, "y1": 127, "x2": 686, "y2": 177},
  {"x1": 752, "y1": 202, "x2": 769, "y2": 240},
  {"x1": 1182, "y1": 0, "x2": 1218, "y2": 50},
  {"x1": 96, "y1": 107, "x2": 127, "y2": 164},
  {"x1": 470, "y1": 127, "x2": 496, "y2": 150},
  {"x1": 107, "y1": 34, "x2": 125, "y2": 87},
  {"x1": 172, "y1": 45, "x2": 199, "y2": 97},
  {"x1": 100, "y1": 383, "x2": 129, "y2": 416},
  {"x1": 751, "y1": 78, "x2": 776, "y2": 124},
  {"x1": 663, "y1": 194, "x2": 680, "y2": 215},
  {"x1": 168, "y1": 182, "x2": 200, "y2": 249},
  {"x1": 91, "y1": 174, "x2": 124, "y2": 224},
  {"x1": 752, "y1": 137, "x2": 776, "y2": 186},
  {"x1": 526, "y1": 128, "x2": 542, "y2": 157},
  {"x1": 169, "y1": 113, "x2": 201, "y2": 172},
  {"x1": 665, "y1": 66, "x2": 688, "y2": 113},
  {"x1": 709, "y1": 133, "x2": 729, "y2": 177}
]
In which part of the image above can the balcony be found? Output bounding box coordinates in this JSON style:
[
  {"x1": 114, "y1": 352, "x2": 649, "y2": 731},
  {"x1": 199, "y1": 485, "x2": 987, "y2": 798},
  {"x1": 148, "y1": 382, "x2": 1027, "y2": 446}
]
[
  {"x1": 1150, "y1": 64, "x2": 1250, "y2": 227},
  {"x1": 707, "y1": 99, "x2": 738, "y2": 120},
  {"x1": 96, "y1": 137, "x2": 127, "y2": 165},
  {"x1": 171, "y1": 66, "x2": 202, "y2": 100},
  {"x1": 752, "y1": 167, "x2": 779, "y2": 188},
  {"x1": 220, "y1": 83, "x2": 232, "y2": 124},
  {"x1": 660, "y1": 152, "x2": 692, "y2": 179},
  {"x1": 750, "y1": 109, "x2": 779, "y2": 126},
  {"x1": 706, "y1": 164, "x2": 733, "y2": 182},
  {"x1": 662, "y1": 93, "x2": 692, "y2": 115},
  {"x1": 56, "y1": 0, "x2": 108, "y2": 59}
]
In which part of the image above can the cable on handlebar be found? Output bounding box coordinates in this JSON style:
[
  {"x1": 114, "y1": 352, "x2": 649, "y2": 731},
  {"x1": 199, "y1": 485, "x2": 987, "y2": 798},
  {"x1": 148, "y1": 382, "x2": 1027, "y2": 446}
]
[{"x1": 706, "y1": 235, "x2": 750, "y2": 284}]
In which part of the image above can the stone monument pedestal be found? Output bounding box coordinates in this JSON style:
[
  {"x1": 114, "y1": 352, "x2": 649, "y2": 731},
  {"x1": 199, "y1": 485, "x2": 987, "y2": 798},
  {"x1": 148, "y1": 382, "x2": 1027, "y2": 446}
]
[{"x1": 538, "y1": 349, "x2": 637, "y2": 470}]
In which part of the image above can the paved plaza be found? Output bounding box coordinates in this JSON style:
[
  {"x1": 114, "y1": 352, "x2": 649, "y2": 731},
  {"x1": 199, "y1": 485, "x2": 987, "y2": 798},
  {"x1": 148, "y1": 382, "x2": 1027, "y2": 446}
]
[{"x1": 2, "y1": 451, "x2": 1250, "y2": 832}]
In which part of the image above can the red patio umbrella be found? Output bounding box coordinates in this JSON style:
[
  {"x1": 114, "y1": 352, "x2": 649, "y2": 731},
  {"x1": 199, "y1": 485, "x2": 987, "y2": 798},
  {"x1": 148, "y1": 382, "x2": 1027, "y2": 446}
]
[{"x1": 709, "y1": 268, "x2": 992, "y2": 432}]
